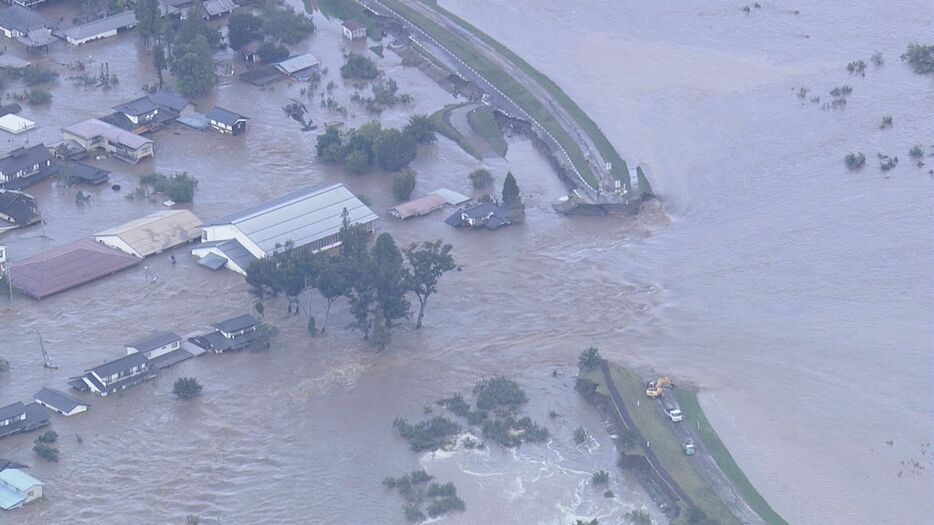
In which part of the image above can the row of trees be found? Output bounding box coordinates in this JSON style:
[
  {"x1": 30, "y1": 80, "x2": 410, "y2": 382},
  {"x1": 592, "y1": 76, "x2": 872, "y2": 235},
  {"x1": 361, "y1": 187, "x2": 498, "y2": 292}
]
[
  {"x1": 246, "y1": 214, "x2": 460, "y2": 349},
  {"x1": 227, "y1": 4, "x2": 315, "y2": 59},
  {"x1": 315, "y1": 116, "x2": 436, "y2": 174}
]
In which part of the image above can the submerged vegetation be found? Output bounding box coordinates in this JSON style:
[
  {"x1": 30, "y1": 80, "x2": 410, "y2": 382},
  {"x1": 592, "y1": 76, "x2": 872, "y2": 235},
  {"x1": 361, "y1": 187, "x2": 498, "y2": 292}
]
[
  {"x1": 139, "y1": 172, "x2": 199, "y2": 203},
  {"x1": 900, "y1": 42, "x2": 934, "y2": 74},
  {"x1": 844, "y1": 152, "x2": 866, "y2": 170},
  {"x1": 383, "y1": 470, "x2": 466, "y2": 522}
]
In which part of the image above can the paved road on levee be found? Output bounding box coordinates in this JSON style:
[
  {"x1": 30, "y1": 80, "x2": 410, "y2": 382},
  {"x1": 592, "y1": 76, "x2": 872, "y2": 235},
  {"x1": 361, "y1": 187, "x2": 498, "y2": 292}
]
[{"x1": 360, "y1": 0, "x2": 611, "y2": 196}]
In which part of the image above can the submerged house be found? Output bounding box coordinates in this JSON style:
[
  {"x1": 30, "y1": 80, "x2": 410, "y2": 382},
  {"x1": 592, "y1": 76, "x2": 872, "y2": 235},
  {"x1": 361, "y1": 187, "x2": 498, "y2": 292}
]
[
  {"x1": 274, "y1": 53, "x2": 320, "y2": 81},
  {"x1": 0, "y1": 401, "x2": 49, "y2": 440},
  {"x1": 69, "y1": 162, "x2": 110, "y2": 185},
  {"x1": 445, "y1": 203, "x2": 514, "y2": 230},
  {"x1": 342, "y1": 20, "x2": 366, "y2": 40},
  {"x1": 111, "y1": 90, "x2": 193, "y2": 130},
  {"x1": 0, "y1": 189, "x2": 39, "y2": 228},
  {"x1": 94, "y1": 209, "x2": 201, "y2": 258},
  {"x1": 0, "y1": 144, "x2": 55, "y2": 189},
  {"x1": 201, "y1": 0, "x2": 237, "y2": 19},
  {"x1": 62, "y1": 118, "x2": 154, "y2": 163},
  {"x1": 205, "y1": 106, "x2": 248, "y2": 135},
  {"x1": 77, "y1": 353, "x2": 156, "y2": 396},
  {"x1": 59, "y1": 10, "x2": 137, "y2": 46},
  {"x1": 126, "y1": 331, "x2": 193, "y2": 369},
  {"x1": 0, "y1": 5, "x2": 55, "y2": 39},
  {"x1": 0, "y1": 468, "x2": 44, "y2": 510},
  {"x1": 33, "y1": 387, "x2": 89, "y2": 416},
  {"x1": 191, "y1": 184, "x2": 378, "y2": 275},
  {"x1": 190, "y1": 314, "x2": 261, "y2": 353}
]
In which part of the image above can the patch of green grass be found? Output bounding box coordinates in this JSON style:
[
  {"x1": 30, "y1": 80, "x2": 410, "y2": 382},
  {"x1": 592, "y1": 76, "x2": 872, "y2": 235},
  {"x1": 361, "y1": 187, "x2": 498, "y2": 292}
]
[
  {"x1": 466, "y1": 106, "x2": 507, "y2": 156},
  {"x1": 379, "y1": 0, "x2": 598, "y2": 188},
  {"x1": 674, "y1": 389, "x2": 788, "y2": 525},
  {"x1": 429, "y1": 103, "x2": 483, "y2": 160},
  {"x1": 605, "y1": 365, "x2": 739, "y2": 525},
  {"x1": 415, "y1": 0, "x2": 629, "y2": 187}
]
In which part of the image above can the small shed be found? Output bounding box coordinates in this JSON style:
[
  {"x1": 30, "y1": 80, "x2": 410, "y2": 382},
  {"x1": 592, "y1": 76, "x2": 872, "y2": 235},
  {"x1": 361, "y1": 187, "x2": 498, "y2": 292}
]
[
  {"x1": 0, "y1": 114, "x2": 35, "y2": 134},
  {"x1": 33, "y1": 387, "x2": 89, "y2": 416},
  {"x1": 206, "y1": 106, "x2": 248, "y2": 135},
  {"x1": 69, "y1": 162, "x2": 110, "y2": 185},
  {"x1": 388, "y1": 194, "x2": 447, "y2": 220},
  {"x1": 342, "y1": 20, "x2": 366, "y2": 40}
]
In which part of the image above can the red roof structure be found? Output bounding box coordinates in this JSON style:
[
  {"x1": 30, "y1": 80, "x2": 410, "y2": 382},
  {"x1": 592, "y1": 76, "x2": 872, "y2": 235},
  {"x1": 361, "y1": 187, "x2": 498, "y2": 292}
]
[{"x1": 10, "y1": 238, "x2": 141, "y2": 299}]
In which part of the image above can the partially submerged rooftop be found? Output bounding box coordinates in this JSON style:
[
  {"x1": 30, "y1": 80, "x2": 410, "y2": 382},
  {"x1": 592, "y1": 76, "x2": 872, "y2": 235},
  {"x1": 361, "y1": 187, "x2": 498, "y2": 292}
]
[{"x1": 94, "y1": 209, "x2": 201, "y2": 257}]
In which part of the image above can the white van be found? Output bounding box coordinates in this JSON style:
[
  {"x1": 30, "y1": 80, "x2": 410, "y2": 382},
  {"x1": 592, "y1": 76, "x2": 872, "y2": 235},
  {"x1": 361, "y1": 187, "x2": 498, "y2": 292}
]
[{"x1": 666, "y1": 408, "x2": 683, "y2": 422}]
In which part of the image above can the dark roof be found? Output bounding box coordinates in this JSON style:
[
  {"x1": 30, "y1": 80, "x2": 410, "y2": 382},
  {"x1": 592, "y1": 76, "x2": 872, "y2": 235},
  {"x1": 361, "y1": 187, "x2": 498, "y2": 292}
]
[
  {"x1": 113, "y1": 96, "x2": 159, "y2": 116},
  {"x1": 70, "y1": 162, "x2": 110, "y2": 184},
  {"x1": 206, "y1": 106, "x2": 248, "y2": 126},
  {"x1": 0, "y1": 459, "x2": 28, "y2": 472},
  {"x1": 0, "y1": 189, "x2": 39, "y2": 226},
  {"x1": 343, "y1": 20, "x2": 364, "y2": 31},
  {"x1": 149, "y1": 90, "x2": 190, "y2": 112},
  {"x1": 34, "y1": 387, "x2": 88, "y2": 413},
  {"x1": 126, "y1": 331, "x2": 181, "y2": 352},
  {"x1": 197, "y1": 252, "x2": 227, "y2": 270},
  {"x1": 197, "y1": 239, "x2": 257, "y2": 271},
  {"x1": 9, "y1": 238, "x2": 142, "y2": 299},
  {"x1": 148, "y1": 348, "x2": 194, "y2": 369},
  {"x1": 17, "y1": 26, "x2": 56, "y2": 47},
  {"x1": 462, "y1": 202, "x2": 497, "y2": 219},
  {"x1": 0, "y1": 103, "x2": 22, "y2": 117},
  {"x1": 215, "y1": 314, "x2": 259, "y2": 333},
  {"x1": 0, "y1": 5, "x2": 56, "y2": 34},
  {"x1": 0, "y1": 144, "x2": 52, "y2": 175},
  {"x1": 88, "y1": 352, "x2": 149, "y2": 378},
  {"x1": 0, "y1": 402, "x2": 25, "y2": 422}
]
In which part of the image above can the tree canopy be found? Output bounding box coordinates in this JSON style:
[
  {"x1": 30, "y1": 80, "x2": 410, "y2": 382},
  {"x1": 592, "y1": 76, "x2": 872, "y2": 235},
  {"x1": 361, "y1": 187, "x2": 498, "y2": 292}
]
[
  {"x1": 403, "y1": 114, "x2": 436, "y2": 145},
  {"x1": 374, "y1": 128, "x2": 417, "y2": 171},
  {"x1": 502, "y1": 171, "x2": 520, "y2": 205},
  {"x1": 341, "y1": 54, "x2": 379, "y2": 80},
  {"x1": 392, "y1": 169, "x2": 416, "y2": 201}
]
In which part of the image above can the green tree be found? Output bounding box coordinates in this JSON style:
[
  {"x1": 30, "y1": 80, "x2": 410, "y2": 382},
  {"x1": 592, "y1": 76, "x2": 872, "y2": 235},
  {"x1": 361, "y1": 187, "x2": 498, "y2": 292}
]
[
  {"x1": 344, "y1": 149, "x2": 371, "y2": 174},
  {"x1": 227, "y1": 13, "x2": 262, "y2": 50},
  {"x1": 315, "y1": 127, "x2": 344, "y2": 163},
  {"x1": 254, "y1": 300, "x2": 265, "y2": 317},
  {"x1": 374, "y1": 129, "x2": 417, "y2": 171},
  {"x1": 468, "y1": 169, "x2": 493, "y2": 190},
  {"x1": 0, "y1": 358, "x2": 9, "y2": 373},
  {"x1": 392, "y1": 168, "x2": 416, "y2": 201},
  {"x1": 900, "y1": 42, "x2": 934, "y2": 74},
  {"x1": 578, "y1": 347, "x2": 602, "y2": 371},
  {"x1": 403, "y1": 240, "x2": 459, "y2": 329},
  {"x1": 307, "y1": 316, "x2": 317, "y2": 336},
  {"x1": 340, "y1": 54, "x2": 379, "y2": 80},
  {"x1": 260, "y1": 3, "x2": 315, "y2": 44},
  {"x1": 403, "y1": 114, "x2": 436, "y2": 145},
  {"x1": 315, "y1": 257, "x2": 350, "y2": 334},
  {"x1": 135, "y1": 0, "x2": 161, "y2": 41},
  {"x1": 257, "y1": 41, "x2": 289, "y2": 63},
  {"x1": 173, "y1": 377, "x2": 203, "y2": 399},
  {"x1": 153, "y1": 43, "x2": 167, "y2": 88},
  {"x1": 171, "y1": 35, "x2": 215, "y2": 97},
  {"x1": 502, "y1": 171, "x2": 520, "y2": 205}
]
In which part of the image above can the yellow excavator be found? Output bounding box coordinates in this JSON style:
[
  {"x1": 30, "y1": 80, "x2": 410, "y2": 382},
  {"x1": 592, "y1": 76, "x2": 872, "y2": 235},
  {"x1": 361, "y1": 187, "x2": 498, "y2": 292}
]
[{"x1": 645, "y1": 376, "x2": 671, "y2": 397}]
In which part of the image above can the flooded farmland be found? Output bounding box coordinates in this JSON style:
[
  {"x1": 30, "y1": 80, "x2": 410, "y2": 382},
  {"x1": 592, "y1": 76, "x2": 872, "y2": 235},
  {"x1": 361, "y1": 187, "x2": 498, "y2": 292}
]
[{"x1": 0, "y1": 1, "x2": 932, "y2": 524}]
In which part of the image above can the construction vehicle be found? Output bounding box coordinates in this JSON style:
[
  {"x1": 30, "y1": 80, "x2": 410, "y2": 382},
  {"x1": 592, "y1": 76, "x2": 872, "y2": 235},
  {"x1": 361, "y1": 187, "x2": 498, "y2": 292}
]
[
  {"x1": 645, "y1": 376, "x2": 671, "y2": 397},
  {"x1": 683, "y1": 439, "x2": 695, "y2": 456}
]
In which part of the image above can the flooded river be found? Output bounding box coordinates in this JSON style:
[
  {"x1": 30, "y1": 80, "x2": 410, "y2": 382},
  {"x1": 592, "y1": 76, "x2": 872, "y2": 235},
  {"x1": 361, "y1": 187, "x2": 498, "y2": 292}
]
[{"x1": 0, "y1": 0, "x2": 931, "y2": 523}]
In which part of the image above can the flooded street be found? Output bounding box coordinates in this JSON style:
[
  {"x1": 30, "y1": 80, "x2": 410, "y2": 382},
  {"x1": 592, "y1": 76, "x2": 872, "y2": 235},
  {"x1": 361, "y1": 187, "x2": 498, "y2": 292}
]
[{"x1": 0, "y1": 0, "x2": 931, "y2": 523}]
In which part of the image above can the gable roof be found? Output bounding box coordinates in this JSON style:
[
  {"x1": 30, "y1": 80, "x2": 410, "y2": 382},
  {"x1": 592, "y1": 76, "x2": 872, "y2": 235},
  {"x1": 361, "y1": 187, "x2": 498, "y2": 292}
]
[
  {"x1": 0, "y1": 189, "x2": 39, "y2": 225},
  {"x1": 62, "y1": 119, "x2": 153, "y2": 150},
  {"x1": 389, "y1": 194, "x2": 446, "y2": 219},
  {"x1": 215, "y1": 314, "x2": 259, "y2": 333},
  {"x1": 196, "y1": 239, "x2": 257, "y2": 271},
  {"x1": 275, "y1": 53, "x2": 320, "y2": 75},
  {"x1": 126, "y1": 331, "x2": 181, "y2": 352},
  {"x1": 95, "y1": 209, "x2": 202, "y2": 257},
  {"x1": 61, "y1": 10, "x2": 136, "y2": 42},
  {"x1": 0, "y1": 468, "x2": 43, "y2": 491},
  {"x1": 0, "y1": 402, "x2": 24, "y2": 421},
  {"x1": 9, "y1": 238, "x2": 142, "y2": 299},
  {"x1": 70, "y1": 162, "x2": 110, "y2": 184},
  {"x1": 0, "y1": 5, "x2": 55, "y2": 34},
  {"x1": 206, "y1": 106, "x2": 248, "y2": 126},
  {"x1": 17, "y1": 26, "x2": 56, "y2": 47},
  {"x1": 113, "y1": 96, "x2": 159, "y2": 117},
  {"x1": 343, "y1": 20, "x2": 363, "y2": 31},
  {"x1": 201, "y1": 184, "x2": 378, "y2": 254},
  {"x1": 88, "y1": 352, "x2": 149, "y2": 378},
  {"x1": 148, "y1": 90, "x2": 190, "y2": 112},
  {"x1": 0, "y1": 144, "x2": 51, "y2": 175},
  {"x1": 34, "y1": 387, "x2": 88, "y2": 413},
  {"x1": 203, "y1": 0, "x2": 237, "y2": 17}
]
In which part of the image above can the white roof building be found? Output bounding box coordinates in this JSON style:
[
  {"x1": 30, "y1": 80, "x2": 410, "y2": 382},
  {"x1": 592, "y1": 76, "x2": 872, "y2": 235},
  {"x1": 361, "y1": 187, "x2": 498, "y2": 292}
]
[
  {"x1": 94, "y1": 209, "x2": 201, "y2": 258},
  {"x1": 194, "y1": 184, "x2": 377, "y2": 274},
  {"x1": 0, "y1": 469, "x2": 43, "y2": 510},
  {"x1": 274, "y1": 53, "x2": 320, "y2": 80},
  {"x1": 0, "y1": 114, "x2": 35, "y2": 134}
]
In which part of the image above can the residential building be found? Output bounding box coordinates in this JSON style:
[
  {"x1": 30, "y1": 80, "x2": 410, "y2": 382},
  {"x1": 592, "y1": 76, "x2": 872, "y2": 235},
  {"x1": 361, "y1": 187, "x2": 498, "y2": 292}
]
[
  {"x1": 33, "y1": 387, "x2": 89, "y2": 416},
  {"x1": 0, "y1": 401, "x2": 49, "y2": 440},
  {"x1": 0, "y1": 5, "x2": 55, "y2": 39},
  {"x1": 62, "y1": 118, "x2": 154, "y2": 163},
  {"x1": 69, "y1": 162, "x2": 110, "y2": 185},
  {"x1": 342, "y1": 20, "x2": 366, "y2": 40},
  {"x1": 9, "y1": 238, "x2": 142, "y2": 299},
  {"x1": 0, "y1": 468, "x2": 44, "y2": 510},
  {"x1": 202, "y1": 0, "x2": 236, "y2": 19},
  {"x1": 274, "y1": 53, "x2": 320, "y2": 81},
  {"x1": 0, "y1": 189, "x2": 39, "y2": 228},
  {"x1": 126, "y1": 332, "x2": 181, "y2": 359},
  {"x1": 112, "y1": 96, "x2": 159, "y2": 125},
  {"x1": 389, "y1": 194, "x2": 447, "y2": 220},
  {"x1": 78, "y1": 353, "x2": 155, "y2": 396},
  {"x1": 192, "y1": 184, "x2": 377, "y2": 275},
  {"x1": 190, "y1": 314, "x2": 261, "y2": 353},
  {"x1": 112, "y1": 90, "x2": 192, "y2": 127},
  {"x1": 0, "y1": 144, "x2": 54, "y2": 189},
  {"x1": 205, "y1": 106, "x2": 248, "y2": 135},
  {"x1": 445, "y1": 203, "x2": 514, "y2": 230},
  {"x1": 94, "y1": 209, "x2": 201, "y2": 258},
  {"x1": 59, "y1": 10, "x2": 137, "y2": 46}
]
